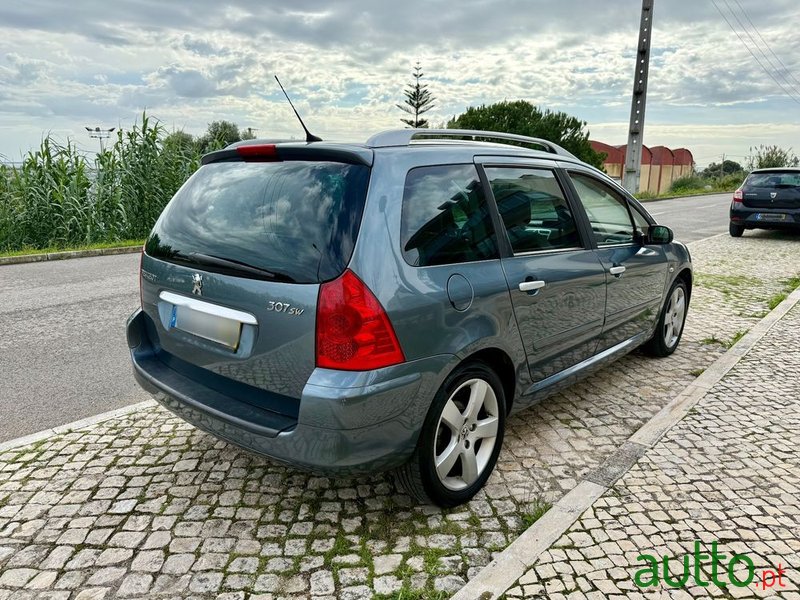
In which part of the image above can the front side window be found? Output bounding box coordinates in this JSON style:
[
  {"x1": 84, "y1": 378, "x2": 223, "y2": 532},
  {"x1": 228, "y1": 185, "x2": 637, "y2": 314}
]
[
  {"x1": 569, "y1": 173, "x2": 635, "y2": 246},
  {"x1": 485, "y1": 167, "x2": 581, "y2": 253},
  {"x1": 401, "y1": 164, "x2": 499, "y2": 267}
]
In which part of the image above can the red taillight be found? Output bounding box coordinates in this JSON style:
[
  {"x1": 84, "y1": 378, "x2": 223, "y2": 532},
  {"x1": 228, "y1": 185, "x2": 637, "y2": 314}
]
[
  {"x1": 316, "y1": 270, "x2": 405, "y2": 371},
  {"x1": 236, "y1": 144, "x2": 278, "y2": 161},
  {"x1": 733, "y1": 188, "x2": 743, "y2": 203}
]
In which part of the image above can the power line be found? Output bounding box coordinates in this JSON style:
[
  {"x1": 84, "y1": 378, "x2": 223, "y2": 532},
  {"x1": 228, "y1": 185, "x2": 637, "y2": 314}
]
[
  {"x1": 709, "y1": 0, "x2": 800, "y2": 105},
  {"x1": 722, "y1": 0, "x2": 800, "y2": 97},
  {"x1": 730, "y1": 0, "x2": 800, "y2": 90}
]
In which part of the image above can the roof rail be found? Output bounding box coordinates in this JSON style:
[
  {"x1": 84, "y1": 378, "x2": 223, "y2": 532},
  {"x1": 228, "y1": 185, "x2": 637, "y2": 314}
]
[{"x1": 365, "y1": 129, "x2": 577, "y2": 159}]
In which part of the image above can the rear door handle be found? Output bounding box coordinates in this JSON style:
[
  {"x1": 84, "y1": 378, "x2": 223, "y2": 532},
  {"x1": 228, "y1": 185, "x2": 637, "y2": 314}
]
[
  {"x1": 518, "y1": 280, "x2": 546, "y2": 292},
  {"x1": 609, "y1": 266, "x2": 626, "y2": 276}
]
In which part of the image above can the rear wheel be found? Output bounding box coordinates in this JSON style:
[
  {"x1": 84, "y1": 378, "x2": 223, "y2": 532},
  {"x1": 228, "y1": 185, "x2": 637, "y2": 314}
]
[
  {"x1": 729, "y1": 222, "x2": 745, "y2": 237},
  {"x1": 396, "y1": 362, "x2": 506, "y2": 507},
  {"x1": 644, "y1": 280, "x2": 688, "y2": 357}
]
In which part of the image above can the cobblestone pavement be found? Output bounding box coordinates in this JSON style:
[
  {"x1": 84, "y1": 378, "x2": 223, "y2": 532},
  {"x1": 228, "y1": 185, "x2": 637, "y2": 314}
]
[
  {"x1": 506, "y1": 298, "x2": 800, "y2": 599},
  {"x1": 0, "y1": 231, "x2": 798, "y2": 599}
]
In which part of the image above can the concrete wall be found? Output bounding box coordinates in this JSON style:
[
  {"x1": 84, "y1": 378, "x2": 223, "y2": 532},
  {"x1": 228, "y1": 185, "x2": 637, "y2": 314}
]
[{"x1": 591, "y1": 141, "x2": 695, "y2": 195}]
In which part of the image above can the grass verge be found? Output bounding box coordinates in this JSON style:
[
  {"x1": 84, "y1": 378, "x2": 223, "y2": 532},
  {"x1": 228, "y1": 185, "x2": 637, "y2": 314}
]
[{"x1": 0, "y1": 239, "x2": 144, "y2": 258}]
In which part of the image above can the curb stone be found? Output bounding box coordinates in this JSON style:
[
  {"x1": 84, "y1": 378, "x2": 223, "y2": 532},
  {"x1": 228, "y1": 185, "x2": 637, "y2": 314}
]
[
  {"x1": 450, "y1": 284, "x2": 800, "y2": 600},
  {"x1": 0, "y1": 244, "x2": 142, "y2": 266},
  {"x1": 0, "y1": 400, "x2": 157, "y2": 453}
]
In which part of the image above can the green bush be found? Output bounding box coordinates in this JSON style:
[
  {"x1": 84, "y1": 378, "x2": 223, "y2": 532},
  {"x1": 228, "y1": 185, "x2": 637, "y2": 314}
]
[
  {"x1": 0, "y1": 112, "x2": 201, "y2": 252},
  {"x1": 669, "y1": 175, "x2": 706, "y2": 194}
]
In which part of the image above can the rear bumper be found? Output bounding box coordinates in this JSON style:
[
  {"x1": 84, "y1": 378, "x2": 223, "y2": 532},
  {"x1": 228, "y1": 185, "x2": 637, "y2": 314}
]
[
  {"x1": 731, "y1": 205, "x2": 800, "y2": 229},
  {"x1": 127, "y1": 309, "x2": 454, "y2": 475}
]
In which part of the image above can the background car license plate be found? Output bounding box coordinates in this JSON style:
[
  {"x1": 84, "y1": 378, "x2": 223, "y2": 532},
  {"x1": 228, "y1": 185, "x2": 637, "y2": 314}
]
[
  {"x1": 756, "y1": 213, "x2": 787, "y2": 221},
  {"x1": 170, "y1": 305, "x2": 242, "y2": 350}
]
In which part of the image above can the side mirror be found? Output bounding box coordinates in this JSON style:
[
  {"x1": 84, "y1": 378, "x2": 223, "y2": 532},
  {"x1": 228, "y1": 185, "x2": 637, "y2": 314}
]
[{"x1": 647, "y1": 225, "x2": 673, "y2": 245}]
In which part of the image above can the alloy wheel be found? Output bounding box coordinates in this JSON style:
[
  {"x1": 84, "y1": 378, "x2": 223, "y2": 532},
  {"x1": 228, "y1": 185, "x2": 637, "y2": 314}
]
[
  {"x1": 433, "y1": 378, "x2": 500, "y2": 491},
  {"x1": 663, "y1": 286, "x2": 686, "y2": 348}
]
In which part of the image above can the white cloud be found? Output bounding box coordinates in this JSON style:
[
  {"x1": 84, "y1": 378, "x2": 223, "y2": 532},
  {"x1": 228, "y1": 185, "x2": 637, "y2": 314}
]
[{"x1": 0, "y1": 0, "x2": 798, "y2": 163}]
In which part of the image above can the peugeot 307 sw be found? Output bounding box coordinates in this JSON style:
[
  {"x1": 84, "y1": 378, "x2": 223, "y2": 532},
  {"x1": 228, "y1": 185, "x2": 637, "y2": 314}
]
[{"x1": 127, "y1": 129, "x2": 692, "y2": 507}]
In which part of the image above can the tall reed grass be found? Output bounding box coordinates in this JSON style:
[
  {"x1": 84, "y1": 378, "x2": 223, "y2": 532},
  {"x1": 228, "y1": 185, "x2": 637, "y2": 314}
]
[{"x1": 0, "y1": 113, "x2": 202, "y2": 252}]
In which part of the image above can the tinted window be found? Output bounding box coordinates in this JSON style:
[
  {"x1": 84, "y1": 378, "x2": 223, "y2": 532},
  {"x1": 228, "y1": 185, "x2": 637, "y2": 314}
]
[
  {"x1": 745, "y1": 172, "x2": 800, "y2": 188},
  {"x1": 401, "y1": 165, "x2": 499, "y2": 267},
  {"x1": 146, "y1": 161, "x2": 369, "y2": 283},
  {"x1": 485, "y1": 167, "x2": 581, "y2": 253},
  {"x1": 569, "y1": 173, "x2": 635, "y2": 246},
  {"x1": 630, "y1": 205, "x2": 651, "y2": 233}
]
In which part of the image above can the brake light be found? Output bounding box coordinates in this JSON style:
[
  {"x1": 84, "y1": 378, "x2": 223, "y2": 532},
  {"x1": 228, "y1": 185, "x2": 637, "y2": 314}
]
[
  {"x1": 316, "y1": 270, "x2": 405, "y2": 371},
  {"x1": 236, "y1": 144, "x2": 278, "y2": 161},
  {"x1": 733, "y1": 188, "x2": 743, "y2": 203}
]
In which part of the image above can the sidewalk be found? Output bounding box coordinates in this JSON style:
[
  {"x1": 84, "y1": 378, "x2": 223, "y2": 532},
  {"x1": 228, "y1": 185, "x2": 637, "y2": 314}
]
[
  {"x1": 503, "y1": 300, "x2": 800, "y2": 599},
  {"x1": 0, "y1": 233, "x2": 798, "y2": 599}
]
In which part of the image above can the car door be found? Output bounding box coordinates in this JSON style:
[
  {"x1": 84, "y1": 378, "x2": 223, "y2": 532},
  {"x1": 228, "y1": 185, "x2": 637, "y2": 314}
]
[
  {"x1": 480, "y1": 162, "x2": 607, "y2": 385},
  {"x1": 564, "y1": 169, "x2": 669, "y2": 351}
]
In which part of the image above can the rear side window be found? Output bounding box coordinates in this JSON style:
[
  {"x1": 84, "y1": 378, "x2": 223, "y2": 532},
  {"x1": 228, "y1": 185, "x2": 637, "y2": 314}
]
[
  {"x1": 485, "y1": 167, "x2": 581, "y2": 253},
  {"x1": 401, "y1": 165, "x2": 499, "y2": 267},
  {"x1": 146, "y1": 161, "x2": 369, "y2": 284}
]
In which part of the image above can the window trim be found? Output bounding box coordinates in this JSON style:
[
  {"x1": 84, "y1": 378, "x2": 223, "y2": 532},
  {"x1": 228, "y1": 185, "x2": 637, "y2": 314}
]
[{"x1": 478, "y1": 162, "x2": 592, "y2": 257}]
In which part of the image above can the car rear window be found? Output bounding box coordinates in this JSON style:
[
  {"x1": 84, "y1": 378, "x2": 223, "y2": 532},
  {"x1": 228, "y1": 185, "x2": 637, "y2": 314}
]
[
  {"x1": 146, "y1": 161, "x2": 370, "y2": 284},
  {"x1": 746, "y1": 172, "x2": 800, "y2": 188}
]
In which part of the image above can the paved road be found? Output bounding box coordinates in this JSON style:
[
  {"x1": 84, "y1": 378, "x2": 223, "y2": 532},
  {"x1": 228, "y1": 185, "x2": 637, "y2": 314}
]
[
  {"x1": 0, "y1": 253, "x2": 149, "y2": 442},
  {"x1": 643, "y1": 192, "x2": 732, "y2": 242},
  {"x1": 0, "y1": 193, "x2": 734, "y2": 443}
]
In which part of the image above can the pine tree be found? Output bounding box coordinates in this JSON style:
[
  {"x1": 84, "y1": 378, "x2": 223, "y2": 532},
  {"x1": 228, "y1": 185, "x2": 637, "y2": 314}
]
[{"x1": 397, "y1": 63, "x2": 435, "y2": 128}]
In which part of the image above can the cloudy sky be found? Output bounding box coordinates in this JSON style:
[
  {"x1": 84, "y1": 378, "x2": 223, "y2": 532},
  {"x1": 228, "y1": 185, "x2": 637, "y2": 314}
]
[{"x1": 0, "y1": 0, "x2": 798, "y2": 167}]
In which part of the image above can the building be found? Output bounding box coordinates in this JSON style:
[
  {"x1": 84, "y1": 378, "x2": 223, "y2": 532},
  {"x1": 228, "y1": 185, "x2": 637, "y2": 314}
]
[{"x1": 590, "y1": 141, "x2": 694, "y2": 195}]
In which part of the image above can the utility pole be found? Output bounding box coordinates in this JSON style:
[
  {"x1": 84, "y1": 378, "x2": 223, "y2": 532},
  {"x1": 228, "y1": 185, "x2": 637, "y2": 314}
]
[{"x1": 623, "y1": 0, "x2": 654, "y2": 194}]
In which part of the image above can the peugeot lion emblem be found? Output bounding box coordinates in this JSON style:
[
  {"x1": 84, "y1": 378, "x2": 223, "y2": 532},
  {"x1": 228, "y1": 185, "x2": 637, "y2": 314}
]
[
  {"x1": 771, "y1": 192, "x2": 778, "y2": 200},
  {"x1": 191, "y1": 273, "x2": 203, "y2": 296}
]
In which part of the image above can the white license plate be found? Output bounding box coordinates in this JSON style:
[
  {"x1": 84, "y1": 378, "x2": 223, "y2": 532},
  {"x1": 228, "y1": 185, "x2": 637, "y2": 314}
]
[
  {"x1": 170, "y1": 304, "x2": 243, "y2": 350},
  {"x1": 756, "y1": 213, "x2": 787, "y2": 221}
]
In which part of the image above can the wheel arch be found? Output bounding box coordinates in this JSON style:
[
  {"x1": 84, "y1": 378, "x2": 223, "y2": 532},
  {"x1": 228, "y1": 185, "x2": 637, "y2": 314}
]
[
  {"x1": 457, "y1": 347, "x2": 517, "y2": 415},
  {"x1": 676, "y1": 267, "x2": 692, "y2": 301}
]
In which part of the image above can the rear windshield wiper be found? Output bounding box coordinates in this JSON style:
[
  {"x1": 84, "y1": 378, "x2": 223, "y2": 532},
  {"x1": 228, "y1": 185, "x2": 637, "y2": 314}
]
[{"x1": 188, "y1": 253, "x2": 297, "y2": 283}]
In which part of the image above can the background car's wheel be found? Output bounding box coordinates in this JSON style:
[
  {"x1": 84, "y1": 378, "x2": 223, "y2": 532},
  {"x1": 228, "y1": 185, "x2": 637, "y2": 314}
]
[
  {"x1": 396, "y1": 361, "x2": 506, "y2": 507},
  {"x1": 729, "y1": 222, "x2": 744, "y2": 237},
  {"x1": 644, "y1": 279, "x2": 689, "y2": 357}
]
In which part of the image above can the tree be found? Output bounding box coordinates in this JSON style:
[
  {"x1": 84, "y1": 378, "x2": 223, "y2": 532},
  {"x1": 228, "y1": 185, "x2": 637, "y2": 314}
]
[
  {"x1": 163, "y1": 130, "x2": 196, "y2": 153},
  {"x1": 397, "y1": 62, "x2": 435, "y2": 128},
  {"x1": 700, "y1": 159, "x2": 743, "y2": 179},
  {"x1": 197, "y1": 120, "x2": 244, "y2": 153},
  {"x1": 447, "y1": 100, "x2": 605, "y2": 168},
  {"x1": 747, "y1": 145, "x2": 800, "y2": 170}
]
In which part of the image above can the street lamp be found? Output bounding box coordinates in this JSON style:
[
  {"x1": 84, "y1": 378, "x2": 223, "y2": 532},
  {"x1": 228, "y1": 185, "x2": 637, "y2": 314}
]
[{"x1": 85, "y1": 126, "x2": 116, "y2": 152}]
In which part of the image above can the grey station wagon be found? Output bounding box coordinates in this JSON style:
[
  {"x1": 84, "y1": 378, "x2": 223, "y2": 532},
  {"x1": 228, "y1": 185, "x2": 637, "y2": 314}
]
[{"x1": 127, "y1": 129, "x2": 692, "y2": 507}]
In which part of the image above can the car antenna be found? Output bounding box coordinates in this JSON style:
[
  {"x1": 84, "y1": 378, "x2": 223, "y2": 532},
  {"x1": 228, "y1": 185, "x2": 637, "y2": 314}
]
[{"x1": 274, "y1": 75, "x2": 322, "y2": 143}]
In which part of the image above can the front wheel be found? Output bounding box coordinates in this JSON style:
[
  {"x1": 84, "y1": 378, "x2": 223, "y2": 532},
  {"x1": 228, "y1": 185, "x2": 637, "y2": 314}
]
[
  {"x1": 396, "y1": 362, "x2": 506, "y2": 507},
  {"x1": 729, "y1": 222, "x2": 745, "y2": 237},
  {"x1": 644, "y1": 280, "x2": 689, "y2": 357}
]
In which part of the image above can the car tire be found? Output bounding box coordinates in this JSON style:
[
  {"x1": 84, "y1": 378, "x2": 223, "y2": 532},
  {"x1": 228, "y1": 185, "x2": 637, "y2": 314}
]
[
  {"x1": 644, "y1": 279, "x2": 689, "y2": 358},
  {"x1": 396, "y1": 361, "x2": 506, "y2": 507},
  {"x1": 729, "y1": 222, "x2": 745, "y2": 237}
]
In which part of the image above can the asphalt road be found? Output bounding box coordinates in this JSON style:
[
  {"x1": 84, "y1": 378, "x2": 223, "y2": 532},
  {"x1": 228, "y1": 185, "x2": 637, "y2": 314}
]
[
  {"x1": 644, "y1": 192, "x2": 732, "y2": 242},
  {"x1": 0, "y1": 192, "x2": 734, "y2": 442},
  {"x1": 0, "y1": 253, "x2": 150, "y2": 442}
]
